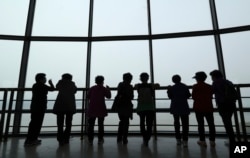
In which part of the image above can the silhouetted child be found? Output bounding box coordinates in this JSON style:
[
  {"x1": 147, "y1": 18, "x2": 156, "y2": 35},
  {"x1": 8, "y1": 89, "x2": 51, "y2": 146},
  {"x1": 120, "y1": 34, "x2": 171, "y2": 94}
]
[
  {"x1": 210, "y1": 70, "x2": 237, "y2": 146},
  {"x1": 53, "y1": 73, "x2": 77, "y2": 146},
  {"x1": 167, "y1": 74, "x2": 191, "y2": 147},
  {"x1": 115, "y1": 73, "x2": 134, "y2": 144},
  {"x1": 24, "y1": 73, "x2": 55, "y2": 146},
  {"x1": 87, "y1": 76, "x2": 111, "y2": 145},
  {"x1": 135, "y1": 72, "x2": 159, "y2": 146},
  {"x1": 192, "y1": 71, "x2": 216, "y2": 147}
]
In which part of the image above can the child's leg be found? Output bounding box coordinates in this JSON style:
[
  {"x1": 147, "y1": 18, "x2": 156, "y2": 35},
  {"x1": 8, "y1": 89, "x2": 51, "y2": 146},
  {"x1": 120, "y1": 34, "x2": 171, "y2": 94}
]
[
  {"x1": 88, "y1": 117, "x2": 96, "y2": 142},
  {"x1": 181, "y1": 115, "x2": 189, "y2": 141},
  {"x1": 145, "y1": 111, "x2": 155, "y2": 141},
  {"x1": 138, "y1": 112, "x2": 146, "y2": 140},
  {"x1": 205, "y1": 112, "x2": 216, "y2": 142},
  {"x1": 195, "y1": 112, "x2": 205, "y2": 141},
  {"x1": 173, "y1": 114, "x2": 181, "y2": 140},
  {"x1": 98, "y1": 117, "x2": 105, "y2": 141}
]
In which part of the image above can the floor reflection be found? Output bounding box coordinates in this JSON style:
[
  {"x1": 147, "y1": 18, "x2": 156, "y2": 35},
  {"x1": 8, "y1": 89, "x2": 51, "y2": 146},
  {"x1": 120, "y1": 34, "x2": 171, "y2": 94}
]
[{"x1": 0, "y1": 136, "x2": 229, "y2": 158}]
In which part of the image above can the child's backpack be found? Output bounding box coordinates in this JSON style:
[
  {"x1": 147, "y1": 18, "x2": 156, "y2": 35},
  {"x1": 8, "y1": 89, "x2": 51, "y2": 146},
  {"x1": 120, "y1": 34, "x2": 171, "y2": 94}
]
[{"x1": 224, "y1": 81, "x2": 238, "y2": 103}]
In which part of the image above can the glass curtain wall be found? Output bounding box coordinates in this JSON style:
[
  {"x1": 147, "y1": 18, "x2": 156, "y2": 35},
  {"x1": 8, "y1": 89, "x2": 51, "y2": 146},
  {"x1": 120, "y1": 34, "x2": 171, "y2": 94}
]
[
  {"x1": 1, "y1": 0, "x2": 250, "y2": 91},
  {"x1": 0, "y1": 0, "x2": 250, "y2": 133}
]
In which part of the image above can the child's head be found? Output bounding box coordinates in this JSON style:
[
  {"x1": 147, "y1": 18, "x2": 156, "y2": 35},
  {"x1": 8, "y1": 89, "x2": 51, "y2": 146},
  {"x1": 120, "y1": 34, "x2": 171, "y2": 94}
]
[
  {"x1": 172, "y1": 74, "x2": 181, "y2": 84},
  {"x1": 35, "y1": 73, "x2": 46, "y2": 83},
  {"x1": 140, "y1": 72, "x2": 149, "y2": 83},
  {"x1": 193, "y1": 71, "x2": 207, "y2": 82},
  {"x1": 210, "y1": 70, "x2": 223, "y2": 81},
  {"x1": 123, "y1": 73, "x2": 133, "y2": 83},
  {"x1": 62, "y1": 73, "x2": 72, "y2": 81},
  {"x1": 95, "y1": 75, "x2": 104, "y2": 85}
]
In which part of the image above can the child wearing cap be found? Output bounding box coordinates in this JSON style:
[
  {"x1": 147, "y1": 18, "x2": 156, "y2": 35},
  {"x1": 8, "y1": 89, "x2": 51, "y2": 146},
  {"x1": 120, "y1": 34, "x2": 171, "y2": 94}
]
[{"x1": 192, "y1": 71, "x2": 216, "y2": 147}]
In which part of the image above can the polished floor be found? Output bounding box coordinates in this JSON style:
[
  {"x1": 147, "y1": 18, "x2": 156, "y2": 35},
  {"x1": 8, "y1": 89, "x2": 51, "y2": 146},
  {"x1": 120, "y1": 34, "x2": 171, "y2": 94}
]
[{"x1": 0, "y1": 136, "x2": 230, "y2": 158}]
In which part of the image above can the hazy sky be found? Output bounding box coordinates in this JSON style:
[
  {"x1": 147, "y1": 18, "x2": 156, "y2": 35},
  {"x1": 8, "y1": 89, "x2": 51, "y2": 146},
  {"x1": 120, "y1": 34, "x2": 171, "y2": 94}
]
[{"x1": 0, "y1": 0, "x2": 250, "y2": 94}]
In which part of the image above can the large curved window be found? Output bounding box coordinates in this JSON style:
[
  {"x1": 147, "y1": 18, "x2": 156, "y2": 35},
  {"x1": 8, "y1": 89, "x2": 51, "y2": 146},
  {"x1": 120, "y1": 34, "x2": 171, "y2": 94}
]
[{"x1": 1, "y1": 0, "x2": 250, "y2": 135}]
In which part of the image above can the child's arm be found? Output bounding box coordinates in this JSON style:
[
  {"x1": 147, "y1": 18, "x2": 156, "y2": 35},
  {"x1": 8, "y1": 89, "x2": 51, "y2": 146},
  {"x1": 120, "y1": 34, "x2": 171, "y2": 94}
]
[
  {"x1": 134, "y1": 84, "x2": 139, "y2": 90},
  {"x1": 153, "y1": 83, "x2": 160, "y2": 89},
  {"x1": 186, "y1": 86, "x2": 191, "y2": 98},
  {"x1": 167, "y1": 85, "x2": 173, "y2": 99},
  {"x1": 48, "y1": 79, "x2": 55, "y2": 91},
  {"x1": 105, "y1": 85, "x2": 111, "y2": 99}
]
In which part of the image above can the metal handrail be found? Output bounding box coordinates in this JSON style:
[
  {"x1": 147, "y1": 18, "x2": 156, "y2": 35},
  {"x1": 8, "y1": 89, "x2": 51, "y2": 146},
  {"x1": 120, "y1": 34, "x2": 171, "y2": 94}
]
[{"x1": 1, "y1": 84, "x2": 250, "y2": 142}]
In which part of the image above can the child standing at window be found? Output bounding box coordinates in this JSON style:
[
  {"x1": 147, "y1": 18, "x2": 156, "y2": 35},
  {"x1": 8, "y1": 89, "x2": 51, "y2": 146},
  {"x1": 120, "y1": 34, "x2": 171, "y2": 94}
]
[
  {"x1": 167, "y1": 74, "x2": 191, "y2": 147},
  {"x1": 135, "y1": 72, "x2": 159, "y2": 146},
  {"x1": 87, "y1": 76, "x2": 111, "y2": 145},
  {"x1": 24, "y1": 73, "x2": 55, "y2": 146}
]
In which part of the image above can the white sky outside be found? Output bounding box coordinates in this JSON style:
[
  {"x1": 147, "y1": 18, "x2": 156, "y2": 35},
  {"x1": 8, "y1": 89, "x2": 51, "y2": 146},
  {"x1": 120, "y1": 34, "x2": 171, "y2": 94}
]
[{"x1": 0, "y1": 0, "x2": 250, "y2": 94}]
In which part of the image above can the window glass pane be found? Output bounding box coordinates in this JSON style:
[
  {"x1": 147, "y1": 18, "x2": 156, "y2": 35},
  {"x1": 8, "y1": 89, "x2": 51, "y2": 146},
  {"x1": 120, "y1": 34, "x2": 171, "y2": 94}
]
[
  {"x1": 221, "y1": 31, "x2": 250, "y2": 84},
  {"x1": 25, "y1": 42, "x2": 87, "y2": 101},
  {"x1": 153, "y1": 36, "x2": 218, "y2": 102},
  {"x1": 87, "y1": 41, "x2": 151, "y2": 130},
  {"x1": 0, "y1": 0, "x2": 29, "y2": 35},
  {"x1": 93, "y1": 0, "x2": 148, "y2": 36},
  {"x1": 0, "y1": 40, "x2": 23, "y2": 87},
  {"x1": 151, "y1": 0, "x2": 212, "y2": 34},
  {"x1": 32, "y1": 0, "x2": 89, "y2": 36},
  {"x1": 91, "y1": 41, "x2": 150, "y2": 88},
  {"x1": 215, "y1": 0, "x2": 250, "y2": 28}
]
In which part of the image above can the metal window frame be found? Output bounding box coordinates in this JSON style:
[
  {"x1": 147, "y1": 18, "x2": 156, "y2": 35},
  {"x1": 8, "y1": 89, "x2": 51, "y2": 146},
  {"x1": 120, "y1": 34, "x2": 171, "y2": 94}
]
[{"x1": 0, "y1": 0, "x2": 249, "y2": 134}]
